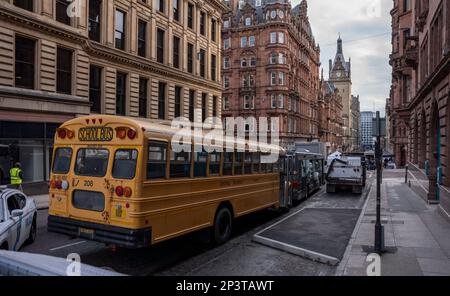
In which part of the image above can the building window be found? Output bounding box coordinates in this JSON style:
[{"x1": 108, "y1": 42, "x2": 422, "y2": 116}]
[
  {"x1": 278, "y1": 72, "x2": 285, "y2": 85},
  {"x1": 223, "y1": 96, "x2": 230, "y2": 110},
  {"x1": 138, "y1": 19, "x2": 147, "y2": 57},
  {"x1": 201, "y1": 93, "x2": 207, "y2": 121},
  {"x1": 56, "y1": 0, "x2": 71, "y2": 25},
  {"x1": 89, "y1": 65, "x2": 102, "y2": 113},
  {"x1": 241, "y1": 58, "x2": 247, "y2": 67},
  {"x1": 14, "y1": 36, "x2": 35, "y2": 89},
  {"x1": 224, "y1": 76, "x2": 230, "y2": 88},
  {"x1": 187, "y1": 43, "x2": 194, "y2": 73},
  {"x1": 56, "y1": 47, "x2": 73, "y2": 94},
  {"x1": 175, "y1": 86, "x2": 182, "y2": 118},
  {"x1": 89, "y1": 0, "x2": 102, "y2": 42},
  {"x1": 199, "y1": 49, "x2": 206, "y2": 78},
  {"x1": 270, "y1": 32, "x2": 277, "y2": 44},
  {"x1": 224, "y1": 38, "x2": 231, "y2": 49},
  {"x1": 278, "y1": 32, "x2": 285, "y2": 44},
  {"x1": 250, "y1": 56, "x2": 257, "y2": 67},
  {"x1": 212, "y1": 96, "x2": 218, "y2": 118},
  {"x1": 200, "y1": 11, "x2": 206, "y2": 36},
  {"x1": 116, "y1": 72, "x2": 126, "y2": 115},
  {"x1": 157, "y1": 0, "x2": 165, "y2": 13},
  {"x1": 279, "y1": 53, "x2": 285, "y2": 64},
  {"x1": 139, "y1": 77, "x2": 148, "y2": 117},
  {"x1": 271, "y1": 95, "x2": 277, "y2": 109},
  {"x1": 270, "y1": 72, "x2": 277, "y2": 85},
  {"x1": 157, "y1": 28, "x2": 165, "y2": 63},
  {"x1": 241, "y1": 37, "x2": 247, "y2": 48},
  {"x1": 224, "y1": 19, "x2": 230, "y2": 28},
  {"x1": 211, "y1": 18, "x2": 217, "y2": 42},
  {"x1": 158, "y1": 82, "x2": 166, "y2": 119},
  {"x1": 244, "y1": 95, "x2": 254, "y2": 110},
  {"x1": 173, "y1": 0, "x2": 180, "y2": 21},
  {"x1": 115, "y1": 10, "x2": 126, "y2": 50},
  {"x1": 211, "y1": 54, "x2": 216, "y2": 81},
  {"x1": 249, "y1": 36, "x2": 255, "y2": 47},
  {"x1": 189, "y1": 90, "x2": 195, "y2": 122},
  {"x1": 245, "y1": 17, "x2": 251, "y2": 26},
  {"x1": 223, "y1": 57, "x2": 230, "y2": 69},
  {"x1": 173, "y1": 36, "x2": 180, "y2": 69},
  {"x1": 14, "y1": 0, "x2": 33, "y2": 11},
  {"x1": 270, "y1": 52, "x2": 277, "y2": 64},
  {"x1": 403, "y1": 0, "x2": 411, "y2": 12},
  {"x1": 187, "y1": 3, "x2": 194, "y2": 29}
]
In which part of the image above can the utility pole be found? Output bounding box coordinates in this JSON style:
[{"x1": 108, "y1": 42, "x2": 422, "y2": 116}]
[{"x1": 374, "y1": 111, "x2": 385, "y2": 254}]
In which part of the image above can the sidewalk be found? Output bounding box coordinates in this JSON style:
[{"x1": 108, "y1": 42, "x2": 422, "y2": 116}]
[
  {"x1": 31, "y1": 194, "x2": 49, "y2": 210},
  {"x1": 338, "y1": 171, "x2": 450, "y2": 276}
]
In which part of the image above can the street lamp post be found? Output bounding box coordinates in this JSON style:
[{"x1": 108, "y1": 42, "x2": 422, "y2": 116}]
[{"x1": 374, "y1": 111, "x2": 385, "y2": 254}]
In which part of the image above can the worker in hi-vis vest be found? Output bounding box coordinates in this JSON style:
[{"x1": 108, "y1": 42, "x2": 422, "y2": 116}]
[{"x1": 10, "y1": 162, "x2": 24, "y2": 191}]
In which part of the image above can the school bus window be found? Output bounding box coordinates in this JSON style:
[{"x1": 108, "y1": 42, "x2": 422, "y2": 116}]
[
  {"x1": 252, "y1": 152, "x2": 261, "y2": 173},
  {"x1": 209, "y1": 152, "x2": 221, "y2": 176},
  {"x1": 234, "y1": 152, "x2": 243, "y2": 175},
  {"x1": 170, "y1": 151, "x2": 191, "y2": 178},
  {"x1": 147, "y1": 141, "x2": 167, "y2": 179},
  {"x1": 113, "y1": 149, "x2": 138, "y2": 180},
  {"x1": 244, "y1": 152, "x2": 252, "y2": 174},
  {"x1": 194, "y1": 149, "x2": 208, "y2": 178},
  {"x1": 75, "y1": 148, "x2": 109, "y2": 177},
  {"x1": 223, "y1": 152, "x2": 233, "y2": 176},
  {"x1": 53, "y1": 147, "x2": 72, "y2": 174}
]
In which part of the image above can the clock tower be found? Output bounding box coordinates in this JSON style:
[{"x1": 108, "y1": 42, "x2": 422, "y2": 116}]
[{"x1": 329, "y1": 35, "x2": 354, "y2": 151}]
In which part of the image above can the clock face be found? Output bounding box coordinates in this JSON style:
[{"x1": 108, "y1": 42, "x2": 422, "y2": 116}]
[{"x1": 271, "y1": 10, "x2": 277, "y2": 19}]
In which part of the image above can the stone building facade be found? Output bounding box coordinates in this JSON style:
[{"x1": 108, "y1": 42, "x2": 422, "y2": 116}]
[
  {"x1": 328, "y1": 36, "x2": 360, "y2": 152},
  {"x1": 318, "y1": 71, "x2": 343, "y2": 154},
  {"x1": 221, "y1": 0, "x2": 321, "y2": 150},
  {"x1": 0, "y1": 0, "x2": 227, "y2": 190},
  {"x1": 389, "y1": 0, "x2": 450, "y2": 217}
]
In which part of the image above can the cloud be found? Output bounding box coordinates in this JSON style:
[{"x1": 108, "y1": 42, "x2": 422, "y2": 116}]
[{"x1": 291, "y1": 0, "x2": 392, "y2": 114}]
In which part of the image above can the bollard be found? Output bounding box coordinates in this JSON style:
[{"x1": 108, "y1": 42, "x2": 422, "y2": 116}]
[{"x1": 405, "y1": 165, "x2": 409, "y2": 184}]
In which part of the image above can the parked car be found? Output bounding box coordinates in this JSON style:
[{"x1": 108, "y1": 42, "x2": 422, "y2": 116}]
[
  {"x1": 0, "y1": 187, "x2": 37, "y2": 251},
  {"x1": 386, "y1": 162, "x2": 397, "y2": 169}
]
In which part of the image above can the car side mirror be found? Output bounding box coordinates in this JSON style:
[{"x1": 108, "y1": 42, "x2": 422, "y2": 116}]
[{"x1": 11, "y1": 209, "x2": 24, "y2": 218}]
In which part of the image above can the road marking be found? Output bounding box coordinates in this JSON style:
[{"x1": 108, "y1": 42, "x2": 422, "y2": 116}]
[{"x1": 50, "y1": 241, "x2": 87, "y2": 251}]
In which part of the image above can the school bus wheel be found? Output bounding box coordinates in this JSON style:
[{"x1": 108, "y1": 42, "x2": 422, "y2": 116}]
[{"x1": 211, "y1": 206, "x2": 233, "y2": 245}]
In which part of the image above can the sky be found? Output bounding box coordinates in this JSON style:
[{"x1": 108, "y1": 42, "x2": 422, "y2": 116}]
[{"x1": 292, "y1": 0, "x2": 392, "y2": 115}]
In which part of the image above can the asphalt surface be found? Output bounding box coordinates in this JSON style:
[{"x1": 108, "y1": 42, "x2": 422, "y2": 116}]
[{"x1": 21, "y1": 172, "x2": 375, "y2": 276}]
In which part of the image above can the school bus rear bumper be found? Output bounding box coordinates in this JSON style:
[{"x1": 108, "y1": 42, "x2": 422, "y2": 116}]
[{"x1": 48, "y1": 215, "x2": 152, "y2": 248}]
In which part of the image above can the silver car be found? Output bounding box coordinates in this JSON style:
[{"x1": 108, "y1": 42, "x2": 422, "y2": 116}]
[{"x1": 0, "y1": 187, "x2": 37, "y2": 251}]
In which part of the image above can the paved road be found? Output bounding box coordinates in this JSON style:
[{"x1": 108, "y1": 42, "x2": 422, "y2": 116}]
[{"x1": 22, "y1": 172, "x2": 375, "y2": 276}]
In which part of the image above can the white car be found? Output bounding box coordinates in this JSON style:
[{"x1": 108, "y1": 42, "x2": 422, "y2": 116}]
[{"x1": 0, "y1": 187, "x2": 37, "y2": 251}]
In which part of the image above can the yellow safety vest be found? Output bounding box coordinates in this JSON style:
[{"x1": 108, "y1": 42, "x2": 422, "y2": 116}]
[{"x1": 10, "y1": 167, "x2": 22, "y2": 185}]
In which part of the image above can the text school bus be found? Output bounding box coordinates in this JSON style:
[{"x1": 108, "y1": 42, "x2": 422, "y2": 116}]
[{"x1": 48, "y1": 115, "x2": 285, "y2": 248}]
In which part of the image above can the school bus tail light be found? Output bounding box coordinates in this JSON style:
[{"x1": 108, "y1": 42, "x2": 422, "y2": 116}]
[
  {"x1": 115, "y1": 186, "x2": 124, "y2": 197},
  {"x1": 55, "y1": 180, "x2": 62, "y2": 190},
  {"x1": 50, "y1": 180, "x2": 57, "y2": 189},
  {"x1": 124, "y1": 187, "x2": 132, "y2": 198}
]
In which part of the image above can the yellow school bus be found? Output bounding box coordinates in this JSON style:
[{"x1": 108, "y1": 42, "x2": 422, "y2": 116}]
[{"x1": 48, "y1": 115, "x2": 284, "y2": 248}]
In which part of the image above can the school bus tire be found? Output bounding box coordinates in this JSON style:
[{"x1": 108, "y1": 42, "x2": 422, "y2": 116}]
[{"x1": 211, "y1": 206, "x2": 233, "y2": 245}]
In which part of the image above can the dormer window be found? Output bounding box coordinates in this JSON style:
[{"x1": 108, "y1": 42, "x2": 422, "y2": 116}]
[
  {"x1": 270, "y1": 10, "x2": 277, "y2": 19},
  {"x1": 245, "y1": 17, "x2": 252, "y2": 26}
]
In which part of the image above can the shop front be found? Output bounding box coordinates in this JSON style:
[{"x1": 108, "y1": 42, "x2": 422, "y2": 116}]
[{"x1": 0, "y1": 120, "x2": 60, "y2": 194}]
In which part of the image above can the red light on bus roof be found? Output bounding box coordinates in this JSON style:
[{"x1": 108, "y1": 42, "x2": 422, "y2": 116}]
[
  {"x1": 67, "y1": 130, "x2": 75, "y2": 139},
  {"x1": 86, "y1": 119, "x2": 90, "y2": 124},
  {"x1": 99, "y1": 119, "x2": 103, "y2": 124},
  {"x1": 92, "y1": 119, "x2": 96, "y2": 124},
  {"x1": 127, "y1": 129, "x2": 137, "y2": 140},
  {"x1": 116, "y1": 128, "x2": 127, "y2": 140},
  {"x1": 57, "y1": 128, "x2": 67, "y2": 139}
]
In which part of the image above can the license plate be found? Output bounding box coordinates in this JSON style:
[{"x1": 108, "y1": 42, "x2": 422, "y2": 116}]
[{"x1": 79, "y1": 227, "x2": 95, "y2": 239}]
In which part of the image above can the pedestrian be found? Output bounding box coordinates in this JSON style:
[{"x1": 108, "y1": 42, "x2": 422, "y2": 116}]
[{"x1": 9, "y1": 162, "x2": 24, "y2": 191}]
